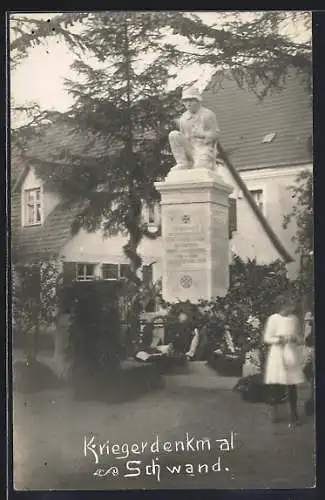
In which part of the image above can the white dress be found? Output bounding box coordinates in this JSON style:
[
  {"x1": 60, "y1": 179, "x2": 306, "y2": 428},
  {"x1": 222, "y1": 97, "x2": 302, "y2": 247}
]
[{"x1": 263, "y1": 313, "x2": 305, "y2": 385}]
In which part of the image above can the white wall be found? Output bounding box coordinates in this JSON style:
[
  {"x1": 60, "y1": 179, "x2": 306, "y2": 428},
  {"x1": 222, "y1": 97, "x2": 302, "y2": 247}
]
[
  {"x1": 60, "y1": 228, "x2": 163, "y2": 281},
  {"x1": 217, "y1": 162, "x2": 312, "y2": 277}
]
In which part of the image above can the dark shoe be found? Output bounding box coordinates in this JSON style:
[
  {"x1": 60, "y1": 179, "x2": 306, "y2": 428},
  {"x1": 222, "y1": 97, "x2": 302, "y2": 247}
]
[{"x1": 288, "y1": 416, "x2": 302, "y2": 429}]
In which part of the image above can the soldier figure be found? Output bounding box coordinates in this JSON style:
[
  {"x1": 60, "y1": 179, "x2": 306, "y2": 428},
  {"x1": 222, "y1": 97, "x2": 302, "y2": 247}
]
[{"x1": 169, "y1": 87, "x2": 220, "y2": 171}]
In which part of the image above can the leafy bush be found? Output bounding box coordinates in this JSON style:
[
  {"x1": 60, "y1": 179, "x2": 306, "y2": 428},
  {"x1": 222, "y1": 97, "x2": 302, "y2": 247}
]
[
  {"x1": 159, "y1": 256, "x2": 305, "y2": 357},
  {"x1": 13, "y1": 259, "x2": 60, "y2": 360}
]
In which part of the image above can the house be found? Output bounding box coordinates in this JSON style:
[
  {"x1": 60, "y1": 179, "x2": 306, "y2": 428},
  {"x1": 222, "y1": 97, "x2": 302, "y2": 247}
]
[
  {"x1": 203, "y1": 67, "x2": 312, "y2": 278},
  {"x1": 11, "y1": 126, "x2": 161, "y2": 286},
  {"x1": 11, "y1": 67, "x2": 312, "y2": 289}
]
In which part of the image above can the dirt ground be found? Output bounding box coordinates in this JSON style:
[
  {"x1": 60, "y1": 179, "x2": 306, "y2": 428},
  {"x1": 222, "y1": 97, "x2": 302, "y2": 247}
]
[{"x1": 12, "y1": 371, "x2": 315, "y2": 491}]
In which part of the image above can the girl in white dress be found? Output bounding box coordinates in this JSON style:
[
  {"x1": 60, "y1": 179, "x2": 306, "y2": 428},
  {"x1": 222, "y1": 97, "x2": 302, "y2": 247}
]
[{"x1": 263, "y1": 295, "x2": 305, "y2": 427}]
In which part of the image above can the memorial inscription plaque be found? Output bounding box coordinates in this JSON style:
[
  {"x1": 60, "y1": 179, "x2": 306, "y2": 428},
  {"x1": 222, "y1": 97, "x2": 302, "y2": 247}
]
[{"x1": 164, "y1": 209, "x2": 208, "y2": 269}]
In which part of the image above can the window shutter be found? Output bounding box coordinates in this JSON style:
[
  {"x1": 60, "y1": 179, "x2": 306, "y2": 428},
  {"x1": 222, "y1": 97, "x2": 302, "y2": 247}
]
[
  {"x1": 63, "y1": 262, "x2": 77, "y2": 286},
  {"x1": 102, "y1": 263, "x2": 119, "y2": 280},
  {"x1": 120, "y1": 263, "x2": 130, "y2": 279},
  {"x1": 229, "y1": 198, "x2": 237, "y2": 238}
]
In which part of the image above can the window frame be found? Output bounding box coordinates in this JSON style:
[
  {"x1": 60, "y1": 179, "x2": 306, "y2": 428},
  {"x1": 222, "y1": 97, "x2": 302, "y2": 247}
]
[
  {"x1": 76, "y1": 262, "x2": 96, "y2": 281},
  {"x1": 22, "y1": 186, "x2": 43, "y2": 227},
  {"x1": 101, "y1": 263, "x2": 132, "y2": 281},
  {"x1": 249, "y1": 187, "x2": 266, "y2": 216}
]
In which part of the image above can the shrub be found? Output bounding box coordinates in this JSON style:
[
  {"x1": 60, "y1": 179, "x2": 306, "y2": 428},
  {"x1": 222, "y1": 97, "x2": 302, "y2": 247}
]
[
  {"x1": 13, "y1": 259, "x2": 60, "y2": 360},
  {"x1": 159, "y1": 256, "x2": 305, "y2": 357}
]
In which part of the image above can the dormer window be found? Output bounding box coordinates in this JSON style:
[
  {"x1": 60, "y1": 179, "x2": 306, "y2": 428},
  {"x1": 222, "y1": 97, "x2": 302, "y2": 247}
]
[{"x1": 23, "y1": 187, "x2": 43, "y2": 226}]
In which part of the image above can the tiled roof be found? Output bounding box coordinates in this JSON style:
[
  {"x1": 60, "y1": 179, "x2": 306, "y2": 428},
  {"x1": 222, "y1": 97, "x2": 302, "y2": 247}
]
[
  {"x1": 11, "y1": 122, "x2": 112, "y2": 191},
  {"x1": 12, "y1": 201, "x2": 84, "y2": 263},
  {"x1": 203, "y1": 68, "x2": 312, "y2": 170}
]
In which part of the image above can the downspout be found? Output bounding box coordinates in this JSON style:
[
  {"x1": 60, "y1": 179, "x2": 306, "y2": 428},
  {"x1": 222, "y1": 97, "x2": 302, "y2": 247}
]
[{"x1": 218, "y1": 143, "x2": 294, "y2": 264}]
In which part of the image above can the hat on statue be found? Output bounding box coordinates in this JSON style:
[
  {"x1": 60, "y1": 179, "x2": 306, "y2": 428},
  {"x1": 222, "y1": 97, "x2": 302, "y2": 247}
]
[{"x1": 181, "y1": 87, "x2": 202, "y2": 101}]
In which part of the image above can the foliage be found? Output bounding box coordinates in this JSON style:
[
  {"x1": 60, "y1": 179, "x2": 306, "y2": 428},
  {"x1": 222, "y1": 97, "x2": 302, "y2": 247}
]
[
  {"x1": 10, "y1": 12, "x2": 311, "y2": 92},
  {"x1": 173, "y1": 11, "x2": 312, "y2": 98},
  {"x1": 10, "y1": 13, "x2": 89, "y2": 69},
  {"x1": 13, "y1": 260, "x2": 61, "y2": 361},
  {"x1": 283, "y1": 169, "x2": 313, "y2": 256},
  {"x1": 158, "y1": 256, "x2": 302, "y2": 356},
  {"x1": 283, "y1": 169, "x2": 313, "y2": 297}
]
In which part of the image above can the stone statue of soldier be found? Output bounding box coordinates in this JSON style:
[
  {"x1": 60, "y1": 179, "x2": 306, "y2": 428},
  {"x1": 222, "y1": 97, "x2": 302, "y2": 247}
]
[{"x1": 169, "y1": 87, "x2": 220, "y2": 171}]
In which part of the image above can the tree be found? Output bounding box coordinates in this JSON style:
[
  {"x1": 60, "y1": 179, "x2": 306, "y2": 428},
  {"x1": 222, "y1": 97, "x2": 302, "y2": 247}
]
[
  {"x1": 168, "y1": 11, "x2": 312, "y2": 98},
  {"x1": 11, "y1": 11, "x2": 312, "y2": 283},
  {"x1": 283, "y1": 169, "x2": 313, "y2": 296},
  {"x1": 19, "y1": 12, "x2": 190, "y2": 285}
]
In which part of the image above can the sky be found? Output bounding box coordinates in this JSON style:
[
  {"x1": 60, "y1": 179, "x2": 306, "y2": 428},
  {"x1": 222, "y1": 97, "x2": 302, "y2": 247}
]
[{"x1": 10, "y1": 11, "x2": 311, "y2": 124}]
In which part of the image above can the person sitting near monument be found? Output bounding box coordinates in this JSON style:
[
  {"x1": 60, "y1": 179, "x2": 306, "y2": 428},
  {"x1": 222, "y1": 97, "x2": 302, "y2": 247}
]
[{"x1": 168, "y1": 87, "x2": 220, "y2": 171}]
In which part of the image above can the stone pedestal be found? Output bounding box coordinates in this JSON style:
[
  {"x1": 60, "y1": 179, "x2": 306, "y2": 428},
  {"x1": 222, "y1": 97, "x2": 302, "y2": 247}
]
[{"x1": 155, "y1": 168, "x2": 233, "y2": 303}]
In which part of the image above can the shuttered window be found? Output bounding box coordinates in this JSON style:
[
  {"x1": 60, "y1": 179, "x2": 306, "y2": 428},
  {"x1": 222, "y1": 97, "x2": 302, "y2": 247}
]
[
  {"x1": 229, "y1": 198, "x2": 237, "y2": 238},
  {"x1": 102, "y1": 263, "x2": 119, "y2": 280}
]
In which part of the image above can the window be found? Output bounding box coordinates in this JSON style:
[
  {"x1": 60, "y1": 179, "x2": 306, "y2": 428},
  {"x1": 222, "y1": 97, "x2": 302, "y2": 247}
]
[
  {"x1": 102, "y1": 263, "x2": 130, "y2": 280},
  {"x1": 102, "y1": 263, "x2": 119, "y2": 280},
  {"x1": 262, "y1": 132, "x2": 277, "y2": 143},
  {"x1": 76, "y1": 263, "x2": 96, "y2": 281},
  {"x1": 249, "y1": 189, "x2": 264, "y2": 214},
  {"x1": 24, "y1": 188, "x2": 42, "y2": 226}
]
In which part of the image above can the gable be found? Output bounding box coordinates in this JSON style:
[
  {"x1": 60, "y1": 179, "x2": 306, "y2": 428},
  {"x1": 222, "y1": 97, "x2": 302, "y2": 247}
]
[{"x1": 22, "y1": 167, "x2": 42, "y2": 190}]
